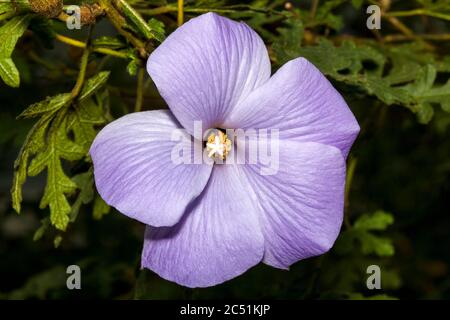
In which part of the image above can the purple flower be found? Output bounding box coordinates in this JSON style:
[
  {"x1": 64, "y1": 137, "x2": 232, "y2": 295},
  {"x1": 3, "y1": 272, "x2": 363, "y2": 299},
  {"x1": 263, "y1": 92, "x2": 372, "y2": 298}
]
[{"x1": 90, "y1": 13, "x2": 359, "y2": 288}]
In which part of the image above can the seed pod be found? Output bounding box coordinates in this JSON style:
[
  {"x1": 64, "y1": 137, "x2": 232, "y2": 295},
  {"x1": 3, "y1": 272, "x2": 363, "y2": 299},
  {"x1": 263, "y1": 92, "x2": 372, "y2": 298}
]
[
  {"x1": 29, "y1": 0, "x2": 63, "y2": 18},
  {"x1": 80, "y1": 4, "x2": 103, "y2": 25}
]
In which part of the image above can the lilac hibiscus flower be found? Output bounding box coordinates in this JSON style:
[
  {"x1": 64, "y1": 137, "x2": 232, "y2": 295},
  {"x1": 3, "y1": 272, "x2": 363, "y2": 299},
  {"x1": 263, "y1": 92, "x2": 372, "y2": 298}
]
[{"x1": 90, "y1": 12, "x2": 360, "y2": 288}]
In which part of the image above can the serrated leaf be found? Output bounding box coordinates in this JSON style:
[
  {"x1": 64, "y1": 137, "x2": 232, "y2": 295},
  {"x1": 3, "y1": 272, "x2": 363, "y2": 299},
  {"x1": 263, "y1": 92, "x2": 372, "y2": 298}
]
[
  {"x1": 27, "y1": 110, "x2": 85, "y2": 231},
  {"x1": 147, "y1": 18, "x2": 165, "y2": 42},
  {"x1": 93, "y1": 195, "x2": 110, "y2": 220},
  {"x1": 274, "y1": 36, "x2": 450, "y2": 123},
  {"x1": 69, "y1": 97, "x2": 107, "y2": 152},
  {"x1": 359, "y1": 233, "x2": 395, "y2": 256},
  {"x1": 11, "y1": 112, "x2": 54, "y2": 213},
  {"x1": 354, "y1": 211, "x2": 394, "y2": 231},
  {"x1": 272, "y1": 18, "x2": 303, "y2": 64},
  {"x1": 336, "y1": 211, "x2": 395, "y2": 257},
  {"x1": 70, "y1": 170, "x2": 94, "y2": 222},
  {"x1": 405, "y1": 65, "x2": 450, "y2": 118},
  {"x1": 78, "y1": 71, "x2": 110, "y2": 102},
  {"x1": 12, "y1": 89, "x2": 109, "y2": 230},
  {"x1": 18, "y1": 93, "x2": 72, "y2": 119}
]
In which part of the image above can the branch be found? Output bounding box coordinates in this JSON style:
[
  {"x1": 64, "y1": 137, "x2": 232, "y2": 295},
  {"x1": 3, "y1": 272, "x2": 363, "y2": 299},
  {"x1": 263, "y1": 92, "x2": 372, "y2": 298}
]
[
  {"x1": 385, "y1": 9, "x2": 450, "y2": 22},
  {"x1": 55, "y1": 34, "x2": 129, "y2": 59}
]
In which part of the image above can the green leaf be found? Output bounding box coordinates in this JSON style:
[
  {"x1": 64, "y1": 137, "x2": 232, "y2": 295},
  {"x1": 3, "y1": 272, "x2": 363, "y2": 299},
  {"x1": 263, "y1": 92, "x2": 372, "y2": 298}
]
[
  {"x1": 359, "y1": 232, "x2": 395, "y2": 256},
  {"x1": 53, "y1": 235, "x2": 63, "y2": 248},
  {"x1": 93, "y1": 195, "x2": 111, "y2": 220},
  {"x1": 70, "y1": 170, "x2": 94, "y2": 222},
  {"x1": 335, "y1": 211, "x2": 395, "y2": 257},
  {"x1": 354, "y1": 211, "x2": 394, "y2": 231},
  {"x1": 127, "y1": 59, "x2": 138, "y2": 76},
  {"x1": 11, "y1": 112, "x2": 54, "y2": 213},
  {"x1": 0, "y1": 1, "x2": 30, "y2": 16},
  {"x1": 92, "y1": 36, "x2": 126, "y2": 49},
  {"x1": 405, "y1": 65, "x2": 450, "y2": 118},
  {"x1": 351, "y1": 0, "x2": 364, "y2": 8},
  {"x1": 116, "y1": 0, "x2": 164, "y2": 41},
  {"x1": 0, "y1": 58, "x2": 20, "y2": 87},
  {"x1": 274, "y1": 36, "x2": 450, "y2": 123},
  {"x1": 272, "y1": 18, "x2": 304, "y2": 65},
  {"x1": 12, "y1": 84, "x2": 109, "y2": 230},
  {"x1": 0, "y1": 15, "x2": 31, "y2": 87},
  {"x1": 79, "y1": 71, "x2": 110, "y2": 102},
  {"x1": 147, "y1": 18, "x2": 165, "y2": 42},
  {"x1": 33, "y1": 218, "x2": 50, "y2": 241},
  {"x1": 27, "y1": 110, "x2": 85, "y2": 231},
  {"x1": 69, "y1": 97, "x2": 108, "y2": 152},
  {"x1": 18, "y1": 93, "x2": 73, "y2": 119},
  {"x1": 0, "y1": 15, "x2": 31, "y2": 56}
]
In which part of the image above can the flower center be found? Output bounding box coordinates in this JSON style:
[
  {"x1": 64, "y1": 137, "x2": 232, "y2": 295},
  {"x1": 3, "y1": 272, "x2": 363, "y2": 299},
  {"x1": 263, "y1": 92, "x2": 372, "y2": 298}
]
[{"x1": 205, "y1": 130, "x2": 232, "y2": 160}]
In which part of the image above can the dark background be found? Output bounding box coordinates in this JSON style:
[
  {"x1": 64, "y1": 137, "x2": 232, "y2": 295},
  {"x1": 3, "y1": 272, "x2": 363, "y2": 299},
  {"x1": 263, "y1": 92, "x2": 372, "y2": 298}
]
[{"x1": 0, "y1": 0, "x2": 449, "y2": 299}]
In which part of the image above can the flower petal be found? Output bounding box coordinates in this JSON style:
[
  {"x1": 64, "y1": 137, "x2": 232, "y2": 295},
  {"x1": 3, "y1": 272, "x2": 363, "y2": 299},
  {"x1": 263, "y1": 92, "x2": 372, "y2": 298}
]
[
  {"x1": 141, "y1": 165, "x2": 264, "y2": 288},
  {"x1": 223, "y1": 58, "x2": 360, "y2": 157},
  {"x1": 90, "y1": 110, "x2": 212, "y2": 227},
  {"x1": 237, "y1": 140, "x2": 346, "y2": 269},
  {"x1": 147, "y1": 12, "x2": 271, "y2": 137}
]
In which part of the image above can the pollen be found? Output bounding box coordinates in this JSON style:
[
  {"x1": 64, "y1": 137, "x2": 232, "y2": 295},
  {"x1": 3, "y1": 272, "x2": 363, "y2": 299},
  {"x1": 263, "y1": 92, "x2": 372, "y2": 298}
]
[{"x1": 206, "y1": 130, "x2": 232, "y2": 160}]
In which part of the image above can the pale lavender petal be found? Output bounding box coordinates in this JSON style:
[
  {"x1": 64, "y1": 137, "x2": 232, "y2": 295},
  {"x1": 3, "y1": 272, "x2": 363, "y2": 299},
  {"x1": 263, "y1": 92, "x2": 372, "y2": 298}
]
[
  {"x1": 147, "y1": 12, "x2": 271, "y2": 137},
  {"x1": 223, "y1": 58, "x2": 360, "y2": 157},
  {"x1": 90, "y1": 110, "x2": 212, "y2": 227},
  {"x1": 142, "y1": 165, "x2": 264, "y2": 288},
  {"x1": 237, "y1": 140, "x2": 346, "y2": 269}
]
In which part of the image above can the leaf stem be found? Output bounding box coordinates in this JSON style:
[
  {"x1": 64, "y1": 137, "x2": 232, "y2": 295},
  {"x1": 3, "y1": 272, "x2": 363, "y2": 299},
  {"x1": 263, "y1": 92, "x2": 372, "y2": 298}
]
[
  {"x1": 310, "y1": 0, "x2": 319, "y2": 19},
  {"x1": 177, "y1": 0, "x2": 184, "y2": 26},
  {"x1": 114, "y1": 0, "x2": 154, "y2": 39},
  {"x1": 55, "y1": 34, "x2": 128, "y2": 59},
  {"x1": 344, "y1": 157, "x2": 358, "y2": 229},
  {"x1": 137, "y1": 4, "x2": 286, "y2": 16},
  {"x1": 134, "y1": 67, "x2": 145, "y2": 112},
  {"x1": 98, "y1": 0, "x2": 148, "y2": 58},
  {"x1": 71, "y1": 30, "x2": 92, "y2": 98},
  {"x1": 385, "y1": 33, "x2": 450, "y2": 42},
  {"x1": 385, "y1": 9, "x2": 450, "y2": 22}
]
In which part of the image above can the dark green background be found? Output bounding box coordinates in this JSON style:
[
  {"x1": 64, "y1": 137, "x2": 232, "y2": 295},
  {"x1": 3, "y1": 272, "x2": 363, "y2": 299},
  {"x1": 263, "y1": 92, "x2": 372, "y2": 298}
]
[{"x1": 0, "y1": 0, "x2": 449, "y2": 299}]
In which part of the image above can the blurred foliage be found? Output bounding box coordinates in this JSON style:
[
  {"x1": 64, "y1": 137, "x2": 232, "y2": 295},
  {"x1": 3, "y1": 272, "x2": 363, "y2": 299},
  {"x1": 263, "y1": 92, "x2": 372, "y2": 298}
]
[{"x1": 0, "y1": 0, "x2": 449, "y2": 300}]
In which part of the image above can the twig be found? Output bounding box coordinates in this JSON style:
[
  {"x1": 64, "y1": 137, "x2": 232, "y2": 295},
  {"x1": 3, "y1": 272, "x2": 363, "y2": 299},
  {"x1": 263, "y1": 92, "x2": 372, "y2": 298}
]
[
  {"x1": 178, "y1": 0, "x2": 184, "y2": 26},
  {"x1": 310, "y1": 0, "x2": 319, "y2": 19},
  {"x1": 71, "y1": 28, "x2": 92, "y2": 98},
  {"x1": 137, "y1": 4, "x2": 286, "y2": 16},
  {"x1": 55, "y1": 34, "x2": 129, "y2": 59},
  {"x1": 134, "y1": 67, "x2": 145, "y2": 112},
  {"x1": 385, "y1": 33, "x2": 450, "y2": 42},
  {"x1": 344, "y1": 157, "x2": 358, "y2": 229},
  {"x1": 98, "y1": 0, "x2": 148, "y2": 58},
  {"x1": 385, "y1": 9, "x2": 450, "y2": 22}
]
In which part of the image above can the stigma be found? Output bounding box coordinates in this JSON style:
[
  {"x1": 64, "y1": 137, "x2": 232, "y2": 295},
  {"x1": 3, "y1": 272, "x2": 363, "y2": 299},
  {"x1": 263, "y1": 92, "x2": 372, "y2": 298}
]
[{"x1": 206, "y1": 130, "x2": 232, "y2": 160}]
